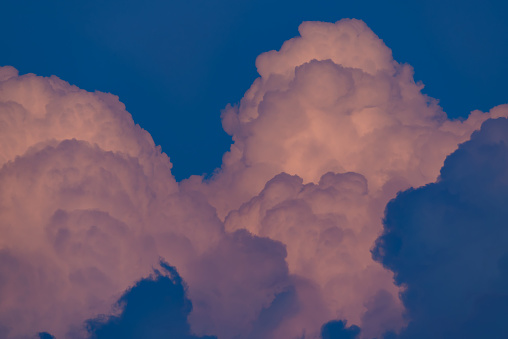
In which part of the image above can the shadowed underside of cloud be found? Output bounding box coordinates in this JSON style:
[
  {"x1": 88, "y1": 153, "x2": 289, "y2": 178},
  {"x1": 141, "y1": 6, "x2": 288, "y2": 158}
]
[
  {"x1": 86, "y1": 261, "x2": 216, "y2": 339},
  {"x1": 321, "y1": 320, "x2": 361, "y2": 339},
  {"x1": 1, "y1": 17, "x2": 508, "y2": 339},
  {"x1": 373, "y1": 118, "x2": 508, "y2": 338}
]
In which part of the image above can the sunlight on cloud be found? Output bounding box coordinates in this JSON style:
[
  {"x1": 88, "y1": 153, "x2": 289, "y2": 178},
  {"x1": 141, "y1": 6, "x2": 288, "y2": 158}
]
[
  {"x1": 184, "y1": 18, "x2": 508, "y2": 338},
  {"x1": 0, "y1": 18, "x2": 507, "y2": 339}
]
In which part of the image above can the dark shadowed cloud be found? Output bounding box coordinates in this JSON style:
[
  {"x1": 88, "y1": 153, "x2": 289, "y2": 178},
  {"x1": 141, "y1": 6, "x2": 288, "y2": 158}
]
[
  {"x1": 373, "y1": 118, "x2": 508, "y2": 338},
  {"x1": 320, "y1": 320, "x2": 361, "y2": 339},
  {"x1": 86, "y1": 261, "x2": 216, "y2": 339}
]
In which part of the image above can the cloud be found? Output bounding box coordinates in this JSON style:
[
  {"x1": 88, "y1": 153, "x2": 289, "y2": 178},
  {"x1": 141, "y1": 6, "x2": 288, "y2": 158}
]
[
  {"x1": 189, "y1": 19, "x2": 507, "y2": 220},
  {"x1": 0, "y1": 67, "x2": 292, "y2": 338},
  {"x1": 86, "y1": 261, "x2": 216, "y2": 339},
  {"x1": 223, "y1": 172, "x2": 403, "y2": 336},
  {"x1": 38, "y1": 333, "x2": 56, "y2": 339},
  {"x1": 373, "y1": 118, "x2": 508, "y2": 338},
  {"x1": 184, "y1": 229, "x2": 296, "y2": 339},
  {"x1": 0, "y1": 66, "x2": 174, "y2": 186},
  {"x1": 183, "y1": 18, "x2": 508, "y2": 338},
  {"x1": 0, "y1": 139, "x2": 162, "y2": 338},
  {"x1": 2, "y1": 17, "x2": 508, "y2": 339},
  {"x1": 320, "y1": 320, "x2": 361, "y2": 339}
]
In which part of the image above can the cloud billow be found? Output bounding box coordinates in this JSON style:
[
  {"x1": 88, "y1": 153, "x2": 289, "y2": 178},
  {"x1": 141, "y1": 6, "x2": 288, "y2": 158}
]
[
  {"x1": 1, "y1": 18, "x2": 508, "y2": 339},
  {"x1": 373, "y1": 118, "x2": 508, "y2": 338},
  {"x1": 186, "y1": 18, "x2": 508, "y2": 338},
  {"x1": 0, "y1": 66, "x2": 291, "y2": 338}
]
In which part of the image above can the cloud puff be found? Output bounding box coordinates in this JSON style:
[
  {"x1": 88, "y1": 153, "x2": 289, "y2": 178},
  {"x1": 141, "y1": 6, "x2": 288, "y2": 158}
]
[
  {"x1": 2, "y1": 17, "x2": 508, "y2": 339},
  {"x1": 224, "y1": 172, "x2": 403, "y2": 336},
  {"x1": 184, "y1": 229, "x2": 295, "y2": 339},
  {"x1": 184, "y1": 18, "x2": 508, "y2": 338},
  {"x1": 0, "y1": 67, "x2": 291, "y2": 338},
  {"x1": 0, "y1": 66, "x2": 173, "y2": 187},
  {"x1": 191, "y1": 20, "x2": 507, "y2": 220},
  {"x1": 373, "y1": 118, "x2": 508, "y2": 338},
  {"x1": 0, "y1": 137, "x2": 163, "y2": 338}
]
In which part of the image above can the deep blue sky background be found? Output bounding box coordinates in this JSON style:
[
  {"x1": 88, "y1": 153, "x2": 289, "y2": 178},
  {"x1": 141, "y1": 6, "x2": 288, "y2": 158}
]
[{"x1": 2, "y1": 0, "x2": 507, "y2": 180}]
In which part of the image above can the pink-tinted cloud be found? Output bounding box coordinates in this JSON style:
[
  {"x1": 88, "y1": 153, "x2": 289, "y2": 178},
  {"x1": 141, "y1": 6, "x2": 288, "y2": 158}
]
[
  {"x1": 1, "y1": 18, "x2": 508, "y2": 339},
  {"x1": 191, "y1": 20, "x2": 507, "y2": 219},
  {"x1": 0, "y1": 67, "x2": 289, "y2": 338},
  {"x1": 183, "y1": 18, "x2": 508, "y2": 337},
  {"x1": 223, "y1": 172, "x2": 403, "y2": 336}
]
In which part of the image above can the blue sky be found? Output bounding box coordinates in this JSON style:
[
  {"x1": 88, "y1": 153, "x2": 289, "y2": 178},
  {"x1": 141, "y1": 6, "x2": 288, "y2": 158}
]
[{"x1": 2, "y1": 0, "x2": 507, "y2": 179}]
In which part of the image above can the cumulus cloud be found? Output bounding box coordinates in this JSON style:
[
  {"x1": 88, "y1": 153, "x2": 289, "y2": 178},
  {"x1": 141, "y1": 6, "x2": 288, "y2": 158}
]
[
  {"x1": 0, "y1": 71, "x2": 174, "y2": 336},
  {"x1": 1, "y1": 17, "x2": 508, "y2": 339},
  {"x1": 189, "y1": 19, "x2": 507, "y2": 219},
  {"x1": 224, "y1": 172, "x2": 403, "y2": 336},
  {"x1": 0, "y1": 67, "x2": 291, "y2": 338},
  {"x1": 183, "y1": 18, "x2": 508, "y2": 338},
  {"x1": 184, "y1": 229, "x2": 296, "y2": 339},
  {"x1": 373, "y1": 117, "x2": 508, "y2": 338},
  {"x1": 0, "y1": 66, "x2": 173, "y2": 187}
]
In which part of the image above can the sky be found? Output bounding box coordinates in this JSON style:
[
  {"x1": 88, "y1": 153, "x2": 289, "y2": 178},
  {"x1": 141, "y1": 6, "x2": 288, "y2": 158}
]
[
  {"x1": 1, "y1": 0, "x2": 507, "y2": 180},
  {"x1": 1, "y1": 1, "x2": 508, "y2": 339}
]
